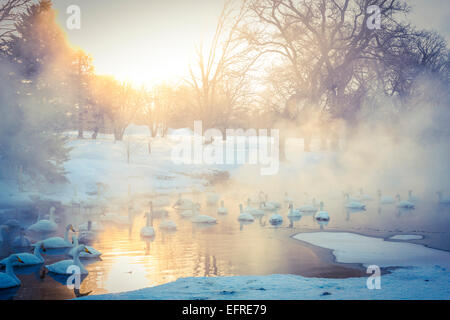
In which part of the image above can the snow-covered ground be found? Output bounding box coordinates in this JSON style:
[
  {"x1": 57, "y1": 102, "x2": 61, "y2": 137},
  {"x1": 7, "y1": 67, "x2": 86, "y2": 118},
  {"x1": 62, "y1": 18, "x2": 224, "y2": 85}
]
[
  {"x1": 389, "y1": 234, "x2": 424, "y2": 240},
  {"x1": 79, "y1": 266, "x2": 449, "y2": 300},
  {"x1": 80, "y1": 232, "x2": 450, "y2": 300}
]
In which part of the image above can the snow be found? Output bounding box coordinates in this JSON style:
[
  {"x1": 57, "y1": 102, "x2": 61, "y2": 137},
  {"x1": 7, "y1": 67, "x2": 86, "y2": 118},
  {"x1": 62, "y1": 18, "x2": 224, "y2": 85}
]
[
  {"x1": 292, "y1": 232, "x2": 450, "y2": 268},
  {"x1": 78, "y1": 266, "x2": 449, "y2": 300},
  {"x1": 389, "y1": 234, "x2": 424, "y2": 240}
]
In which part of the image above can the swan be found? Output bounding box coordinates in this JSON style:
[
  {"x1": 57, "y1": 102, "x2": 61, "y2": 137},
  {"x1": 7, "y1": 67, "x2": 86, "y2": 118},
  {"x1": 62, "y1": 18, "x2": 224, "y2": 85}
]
[
  {"x1": 1, "y1": 242, "x2": 46, "y2": 267},
  {"x1": 0, "y1": 255, "x2": 24, "y2": 289},
  {"x1": 343, "y1": 192, "x2": 361, "y2": 202},
  {"x1": 79, "y1": 220, "x2": 104, "y2": 232},
  {"x1": 377, "y1": 190, "x2": 395, "y2": 204},
  {"x1": 408, "y1": 190, "x2": 419, "y2": 203},
  {"x1": 296, "y1": 198, "x2": 318, "y2": 213},
  {"x1": 263, "y1": 194, "x2": 281, "y2": 209},
  {"x1": 437, "y1": 191, "x2": 450, "y2": 204},
  {"x1": 396, "y1": 195, "x2": 415, "y2": 209},
  {"x1": 244, "y1": 198, "x2": 256, "y2": 212},
  {"x1": 238, "y1": 204, "x2": 255, "y2": 222},
  {"x1": 69, "y1": 235, "x2": 101, "y2": 258},
  {"x1": 140, "y1": 203, "x2": 155, "y2": 238},
  {"x1": 217, "y1": 200, "x2": 228, "y2": 215},
  {"x1": 314, "y1": 202, "x2": 330, "y2": 221},
  {"x1": 0, "y1": 225, "x2": 8, "y2": 244},
  {"x1": 206, "y1": 192, "x2": 220, "y2": 205},
  {"x1": 36, "y1": 224, "x2": 76, "y2": 249},
  {"x1": 45, "y1": 245, "x2": 92, "y2": 275},
  {"x1": 159, "y1": 215, "x2": 177, "y2": 231},
  {"x1": 173, "y1": 194, "x2": 195, "y2": 210},
  {"x1": 269, "y1": 213, "x2": 283, "y2": 226},
  {"x1": 27, "y1": 207, "x2": 58, "y2": 233},
  {"x1": 359, "y1": 188, "x2": 374, "y2": 201},
  {"x1": 247, "y1": 202, "x2": 265, "y2": 217},
  {"x1": 191, "y1": 204, "x2": 217, "y2": 224},
  {"x1": 345, "y1": 194, "x2": 366, "y2": 210},
  {"x1": 11, "y1": 228, "x2": 31, "y2": 247},
  {"x1": 287, "y1": 203, "x2": 302, "y2": 217}
]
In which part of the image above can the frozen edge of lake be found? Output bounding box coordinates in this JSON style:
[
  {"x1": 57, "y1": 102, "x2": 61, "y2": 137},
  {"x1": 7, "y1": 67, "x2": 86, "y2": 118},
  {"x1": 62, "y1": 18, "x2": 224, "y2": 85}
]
[
  {"x1": 80, "y1": 231, "x2": 450, "y2": 300},
  {"x1": 78, "y1": 266, "x2": 449, "y2": 300}
]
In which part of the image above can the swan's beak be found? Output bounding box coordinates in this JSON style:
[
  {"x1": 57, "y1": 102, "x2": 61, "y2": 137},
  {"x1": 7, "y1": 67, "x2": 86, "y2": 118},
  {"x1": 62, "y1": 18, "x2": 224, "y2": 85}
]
[
  {"x1": 41, "y1": 243, "x2": 47, "y2": 252},
  {"x1": 17, "y1": 257, "x2": 24, "y2": 264},
  {"x1": 84, "y1": 248, "x2": 92, "y2": 254},
  {"x1": 70, "y1": 226, "x2": 76, "y2": 232}
]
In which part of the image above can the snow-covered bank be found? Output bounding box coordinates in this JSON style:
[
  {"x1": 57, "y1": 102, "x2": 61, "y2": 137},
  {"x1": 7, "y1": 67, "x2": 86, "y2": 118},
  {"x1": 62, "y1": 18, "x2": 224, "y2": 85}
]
[
  {"x1": 80, "y1": 231, "x2": 450, "y2": 300},
  {"x1": 79, "y1": 266, "x2": 449, "y2": 300},
  {"x1": 292, "y1": 232, "x2": 450, "y2": 268}
]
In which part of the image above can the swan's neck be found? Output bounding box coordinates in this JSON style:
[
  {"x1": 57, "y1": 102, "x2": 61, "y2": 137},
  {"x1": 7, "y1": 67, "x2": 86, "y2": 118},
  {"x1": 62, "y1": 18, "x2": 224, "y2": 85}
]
[
  {"x1": 34, "y1": 246, "x2": 44, "y2": 260},
  {"x1": 74, "y1": 250, "x2": 87, "y2": 273},
  {"x1": 64, "y1": 228, "x2": 70, "y2": 242},
  {"x1": 290, "y1": 206, "x2": 294, "y2": 214},
  {"x1": 5, "y1": 260, "x2": 20, "y2": 284},
  {"x1": 73, "y1": 236, "x2": 79, "y2": 247},
  {"x1": 49, "y1": 210, "x2": 55, "y2": 222}
]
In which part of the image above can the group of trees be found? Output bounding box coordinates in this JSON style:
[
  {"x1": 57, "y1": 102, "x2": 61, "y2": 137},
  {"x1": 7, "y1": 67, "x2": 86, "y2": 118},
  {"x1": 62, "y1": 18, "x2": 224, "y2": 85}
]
[{"x1": 0, "y1": 0, "x2": 449, "y2": 185}]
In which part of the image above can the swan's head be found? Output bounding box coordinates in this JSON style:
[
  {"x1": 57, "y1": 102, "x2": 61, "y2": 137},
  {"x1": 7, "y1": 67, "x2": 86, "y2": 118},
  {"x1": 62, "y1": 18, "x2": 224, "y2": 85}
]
[
  {"x1": 288, "y1": 203, "x2": 293, "y2": 209},
  {"x1": 50, "y1": 206, "x2": 56, "y2": 214},
  {"x1": 239, "y1": 204, "x2": 243, "y2": 212},
  {"x1": 11, "y1": 255, "x2": 24, "y2": 264},
  {"x1": 67, "y1": 224, "x2": 76, "y2": 232},
  {"x1": 40, "y1": 242, "x2": 47, "y2": 252},
  {"x1": 78, "y1": 245, "x2": 91, "y2": 254}
]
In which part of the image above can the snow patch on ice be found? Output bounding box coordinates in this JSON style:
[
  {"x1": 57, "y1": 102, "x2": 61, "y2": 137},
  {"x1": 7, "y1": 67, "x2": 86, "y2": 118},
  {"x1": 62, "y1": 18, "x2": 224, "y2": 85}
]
[
  {"x1": 293, "y1": 232, "x2": 450, "y2": 268},
  {"x1": 389, "y1": 234, "x2": 424, "y2": 240}
]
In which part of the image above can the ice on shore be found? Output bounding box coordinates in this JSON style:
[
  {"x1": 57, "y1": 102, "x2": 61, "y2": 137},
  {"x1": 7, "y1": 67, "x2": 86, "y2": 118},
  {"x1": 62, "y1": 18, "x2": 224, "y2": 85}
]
[{"x1": 293, "y1": 232, "x2": 450, "y2": 268}]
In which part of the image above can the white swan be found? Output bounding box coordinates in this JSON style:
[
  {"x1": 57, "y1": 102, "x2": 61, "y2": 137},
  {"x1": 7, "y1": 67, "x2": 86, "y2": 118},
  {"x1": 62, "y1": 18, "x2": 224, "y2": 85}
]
[
  {"x1": 1, "y1": 243, "x2": 46, "y2": 267},
  {"x1": 12, "y1": 228, "x2": 31, "y2": 247},
  {"x1": 244, "y1": 198, "x2": 256, "y2": 212},
  {"x1": 263, "y1": 194, "x2": 281, "y2": 210},
  {"x1": 315, "y1": 202, "x2": 330, "y2": 221},
  {"x1": 287, "y1": 203, "x2": 302, "y2": 217},
  {"x1": 396, "y1": 195, "x2": 415, "y2": 209},
  {"x1": 217, "y1": 200, "x2": 228, "y2": 215},
  {"x1": 0, "y1": 255, "x2": 24, "y2": 289},
  {"x1": 79, "y1": 220, "x2": 104, "y2": 232},
  {"x1": 45, "y1": 245, "x2": 92, "y2": 275},
  {"x1": 159, "y1": 215, "x2": 177, "y2": 231},
  {"x1": 69, "y1": 235, "x2": 102, "y2": 258},
  {"x1": 237, "y1": 204, "x2": 255, "y2": 222},
  {"x1": 191, "y1": 204, "x2": 217, "y2": 224},
  {"x1": 408, "y1": 190, "x2": 419, "y2": 203},
  {"x1": 247, "y1": 202, "x2": 265, "y2": 217},
  {"x1": 359, "y1": 188, "x2": 374, "y2": 201},
  {"x1": 437, "y1": 191, "x2": 450, "y2": 204},
  {"x1": 269, "y1": 213, "x2": 283, "y2": 226},
  {"x1": 377, "y1": 190, "x2": 395, "y2": 204},
  {"x1": 343, "y1": 192, "x2": 361, "y2": 202},
  {"x1": 37, "y1": 224, "x2": 76, "y2": 249},
  {"x1": 297, "y1": 198, "x2": 318, "y2": 213},
  {"x1": 345, "y1": 194, "x2": 366, "y2": 210},
  {"x1": 173, "y1": 194, "x2": 195, "y2": 210},
  {"x1": 141, "y1": 203, "x2": 155, "y2": 238},
  {"x1": 27, "y1": 207, "x2": 58, "y2": 233}
]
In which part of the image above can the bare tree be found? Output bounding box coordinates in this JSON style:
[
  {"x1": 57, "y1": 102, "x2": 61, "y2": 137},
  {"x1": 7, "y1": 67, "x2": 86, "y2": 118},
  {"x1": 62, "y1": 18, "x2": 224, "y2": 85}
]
[
  {"x1": 0, "y1": 0, "x2": 34, "y2": 41},
  {"x1": 186, "y1": 0, "x2": 261, "y2": 131},
  {"x1": 242, "y1": 0, "x2": 410, "y2": 149}
]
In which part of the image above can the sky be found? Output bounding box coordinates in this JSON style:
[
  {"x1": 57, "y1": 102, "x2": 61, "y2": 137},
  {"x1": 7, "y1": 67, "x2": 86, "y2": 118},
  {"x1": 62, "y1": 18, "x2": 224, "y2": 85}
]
[
  {"x1": 52, "y1": 0, "x2": 225, "y2": 86},
  {"x1": 52, "y1": 0, "x2": 449, "y2": 87}
]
